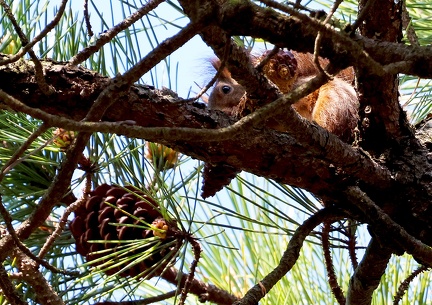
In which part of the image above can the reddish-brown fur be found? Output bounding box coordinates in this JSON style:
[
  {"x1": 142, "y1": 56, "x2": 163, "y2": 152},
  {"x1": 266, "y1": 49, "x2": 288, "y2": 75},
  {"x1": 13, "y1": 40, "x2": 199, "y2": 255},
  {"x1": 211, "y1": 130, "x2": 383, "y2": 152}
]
[{"x1": 208, "y1": 51, "x2": 359, "y2": 141}]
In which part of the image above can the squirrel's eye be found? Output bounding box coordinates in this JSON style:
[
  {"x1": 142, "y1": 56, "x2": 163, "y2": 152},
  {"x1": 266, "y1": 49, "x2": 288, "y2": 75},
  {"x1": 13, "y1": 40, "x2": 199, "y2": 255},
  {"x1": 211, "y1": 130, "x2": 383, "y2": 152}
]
[{"x1": 221, "y1": 85, "x2": 232, "y2": 94}]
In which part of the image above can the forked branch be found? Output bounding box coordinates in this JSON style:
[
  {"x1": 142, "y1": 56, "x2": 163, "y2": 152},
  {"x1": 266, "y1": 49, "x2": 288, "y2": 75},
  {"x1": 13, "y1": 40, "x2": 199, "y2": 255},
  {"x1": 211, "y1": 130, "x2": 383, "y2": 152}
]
[{"x1": 234, "y1": 208, "x2": 344, "y2": 305}]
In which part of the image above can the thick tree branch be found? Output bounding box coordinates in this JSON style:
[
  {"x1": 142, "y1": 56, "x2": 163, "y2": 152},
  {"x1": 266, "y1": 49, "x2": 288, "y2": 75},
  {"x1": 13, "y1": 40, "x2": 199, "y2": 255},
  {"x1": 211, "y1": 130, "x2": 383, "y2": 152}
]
[
  {"x1": 356, "y1": 0, "x2": 405, "y2": 151},
  {"x1": 344, "y1": 186, "x2": 432, "y2": 265},
  {"x1": 0, "y1": 1, "x2": 431, "y2": 304},
  {"x1": 0, "y1": 63, "x2": 393, "y2": 196},
  {"x1": 180, "y1": 0, "x2": 432, "y2": 79},
  {"x1": 179, "y1": 0, "x2": 419, "y2": 156},
  {"x1": 346, "y1": 238, "x2": 392, "y2": 305},
  {"x1": 270, "y1": 1, "x2": 432, "y2": 78}
]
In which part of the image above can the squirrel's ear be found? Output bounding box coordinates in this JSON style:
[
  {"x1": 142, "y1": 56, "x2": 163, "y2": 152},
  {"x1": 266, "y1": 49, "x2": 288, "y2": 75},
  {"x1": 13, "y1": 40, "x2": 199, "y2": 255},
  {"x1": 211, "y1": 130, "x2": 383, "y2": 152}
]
[
  {"x1": 220, "y1": 67, "x2": 232, "y2": 79},
  {"x1": 210, "y1": 58, "x2": 232, "y2": 79}
]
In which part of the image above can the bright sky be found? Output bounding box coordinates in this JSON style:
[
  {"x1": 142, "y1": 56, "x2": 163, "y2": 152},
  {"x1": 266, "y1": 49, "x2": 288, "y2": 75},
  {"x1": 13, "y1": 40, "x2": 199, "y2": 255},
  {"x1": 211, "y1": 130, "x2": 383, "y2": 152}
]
[{"x1": 85, "y1": 0, "x2": 214, "y2": 98}]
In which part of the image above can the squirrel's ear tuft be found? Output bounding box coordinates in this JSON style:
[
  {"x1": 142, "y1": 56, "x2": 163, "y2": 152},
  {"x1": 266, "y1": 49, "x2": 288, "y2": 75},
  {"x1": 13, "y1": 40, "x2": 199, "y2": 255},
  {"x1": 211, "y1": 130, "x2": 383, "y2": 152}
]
[{"x1": 210, "y1": 57, "x2": 221, "y2": 70}]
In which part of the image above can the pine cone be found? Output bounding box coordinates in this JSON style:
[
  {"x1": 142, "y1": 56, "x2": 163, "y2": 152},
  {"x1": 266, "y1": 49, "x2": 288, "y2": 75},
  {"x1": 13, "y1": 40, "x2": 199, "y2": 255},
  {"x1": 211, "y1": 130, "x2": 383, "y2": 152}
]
[
  {"x1": 201, "y1": 163, "x2": 240, "y2": 198},
  {"x1": 70, "y1": 184, "x2": 178, "y2": 278}
]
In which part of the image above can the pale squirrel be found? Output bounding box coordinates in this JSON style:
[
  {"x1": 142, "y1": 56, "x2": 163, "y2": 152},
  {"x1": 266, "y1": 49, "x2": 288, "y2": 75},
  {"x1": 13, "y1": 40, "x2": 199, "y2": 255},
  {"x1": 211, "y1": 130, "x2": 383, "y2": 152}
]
[{"x1": 208, "y1": 50, "x2": 359, "y2": 142}]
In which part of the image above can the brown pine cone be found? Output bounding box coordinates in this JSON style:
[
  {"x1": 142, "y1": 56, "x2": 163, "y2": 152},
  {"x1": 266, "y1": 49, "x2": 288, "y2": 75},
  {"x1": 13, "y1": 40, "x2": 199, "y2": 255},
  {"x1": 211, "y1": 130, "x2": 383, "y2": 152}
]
[{"x1": 70, "y1": 184, "x2": 179, "y2": 278}]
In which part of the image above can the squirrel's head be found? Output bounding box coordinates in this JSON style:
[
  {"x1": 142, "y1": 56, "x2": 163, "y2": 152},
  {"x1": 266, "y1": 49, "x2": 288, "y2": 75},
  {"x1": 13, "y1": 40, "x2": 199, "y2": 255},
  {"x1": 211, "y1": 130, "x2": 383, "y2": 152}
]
[
  {"x1": 207, "y1": 59, "x2": 246, "y2": 115},
  {"x1": 207, "y1": 50, "x2": 299, "y2": 114}
]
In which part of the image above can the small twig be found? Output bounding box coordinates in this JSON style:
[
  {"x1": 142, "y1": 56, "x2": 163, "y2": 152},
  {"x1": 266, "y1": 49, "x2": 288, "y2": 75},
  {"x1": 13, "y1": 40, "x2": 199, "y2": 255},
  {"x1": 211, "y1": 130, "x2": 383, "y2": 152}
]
[
  {"x1": 322, "y1": 221, "x2": 346, "y2": 305},
  {"x1": 402, "y1": 77, "x2": 421, "y2": 108},
  {"x1": 82, "y1": 21, "x2": 202, "y2": 122},
  {"x1": 36, "y1": 135, "x2": 93, "y2": 262},
  {"x1": 161, "y1": 267, "x2": 239, "y2": 305},
  {"x1": 7, "y1": 272, "x2": 25, "y2": 280},
  {"x1": 0, "y1": 0, "x2": 65, "y2": 95},
  {"x1": 282, "y1": 0, "x2": 313, "y2": 12},
  {"x1": 0, "y1": 0, "x2": 68, "y2": 66},
  {"x1": 259, "y1": 0, "x2": 386, "y2": 76},
  {"x1": 83, "y1": 0, "x2": 94, "y2": 37},
  {"x1": 68, "y1": 0, "x2": 165, "y2": 66},
  {"x1": 346, "y1": 219, "x2": 359, "y2": 270},
  {"x1": 400, "y1": 0, "x2": 419, "y2": 113},
  {"x1": 179, "y1": 237, "x2": 202, "y2": 305},
  {"x1": 259, "y1": 0, "x2": 309, "y2": 18},
  {"x1": 255, "y1": 46, "x2": 279, "y2": 71},
  {"x1": 313, "y1": 33, "x2": 328, "y2": 77},
  {"x1": 393, "y1": 265, "x2": 430, "y2": 305},
  {"x1": 0, "y1": 123, "x2": 49, "y2": 182},
  {"x1": 0, "y1": 196, "x2": 76, "y2": 276},
  {"x1": 401, "y1": 1, "x2": 419, "y2": 47},
  {"x1": 0, "y1": 130, "x2": 91, "y2": 264},
  {"x1": 0, "y1": 263, "x2": 27, "y2": 305},
  {"x1": 93, "y1": 290, "x2": 177, "y2": 305},
  {"x1": 312, "y1": 0, "x2": 342, "y2": 78},
  {"x1": 38, "y1": 188, "x2": 90, "y2": 259},
  {"x1": 233, "y1": 208, "x2": 343, "y2": 305},
  {"x1": 12, "y1": 248, "x2": 65, "y2": 305},
  {"x1": 349, "y1": 0, "x2": 377, "y2": 34}
]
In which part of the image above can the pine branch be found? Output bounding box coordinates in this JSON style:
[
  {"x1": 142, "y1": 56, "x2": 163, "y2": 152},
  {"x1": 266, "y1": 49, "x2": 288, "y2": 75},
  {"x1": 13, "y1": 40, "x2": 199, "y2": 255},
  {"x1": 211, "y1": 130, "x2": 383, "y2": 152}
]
[
  {"x1": 0, "y1": 237, "x2": 27, "y2": 305},
  {"x1": 344, "y1": 186, "x2": 432, "y2": 266},
  {"x1": 322, "y1": 221, "x2": 346, "y2": 305},
  {"x1": 0, "y1": 60, "x2": 393, "y2": 196},
  {"x1": 162, "y1": 267, "x2": 240, "y2": 305},
  {"x1": 11, "y1": 248, "x2": 64, "y2": 305},
  {"x1": 393, "y1": 265, "x2": 429, "y2": 305},
  {"x1": 234, "y1": 208, "x2": 344, "y2": 305},
  {"x1": 346, "y1": 238, "x2": 392, "y2": 305}
]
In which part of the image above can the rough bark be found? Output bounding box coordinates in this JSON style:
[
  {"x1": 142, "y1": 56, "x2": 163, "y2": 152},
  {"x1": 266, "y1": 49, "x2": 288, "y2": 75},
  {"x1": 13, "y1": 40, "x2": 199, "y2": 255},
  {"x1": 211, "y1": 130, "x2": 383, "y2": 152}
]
[
  {"x1": 0, "y1": 57, "x2": 391, "y2": 197},
  {"x1": 346, "y1": 238, "x2": 393, "y2": 305}
]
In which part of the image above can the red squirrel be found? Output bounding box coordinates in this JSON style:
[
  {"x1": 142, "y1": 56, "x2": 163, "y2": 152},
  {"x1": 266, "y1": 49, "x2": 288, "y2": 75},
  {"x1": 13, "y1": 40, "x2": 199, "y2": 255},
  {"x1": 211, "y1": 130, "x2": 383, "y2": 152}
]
[{"x1": 208, "y1": 50, "x2": 359, "y2": 141}]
